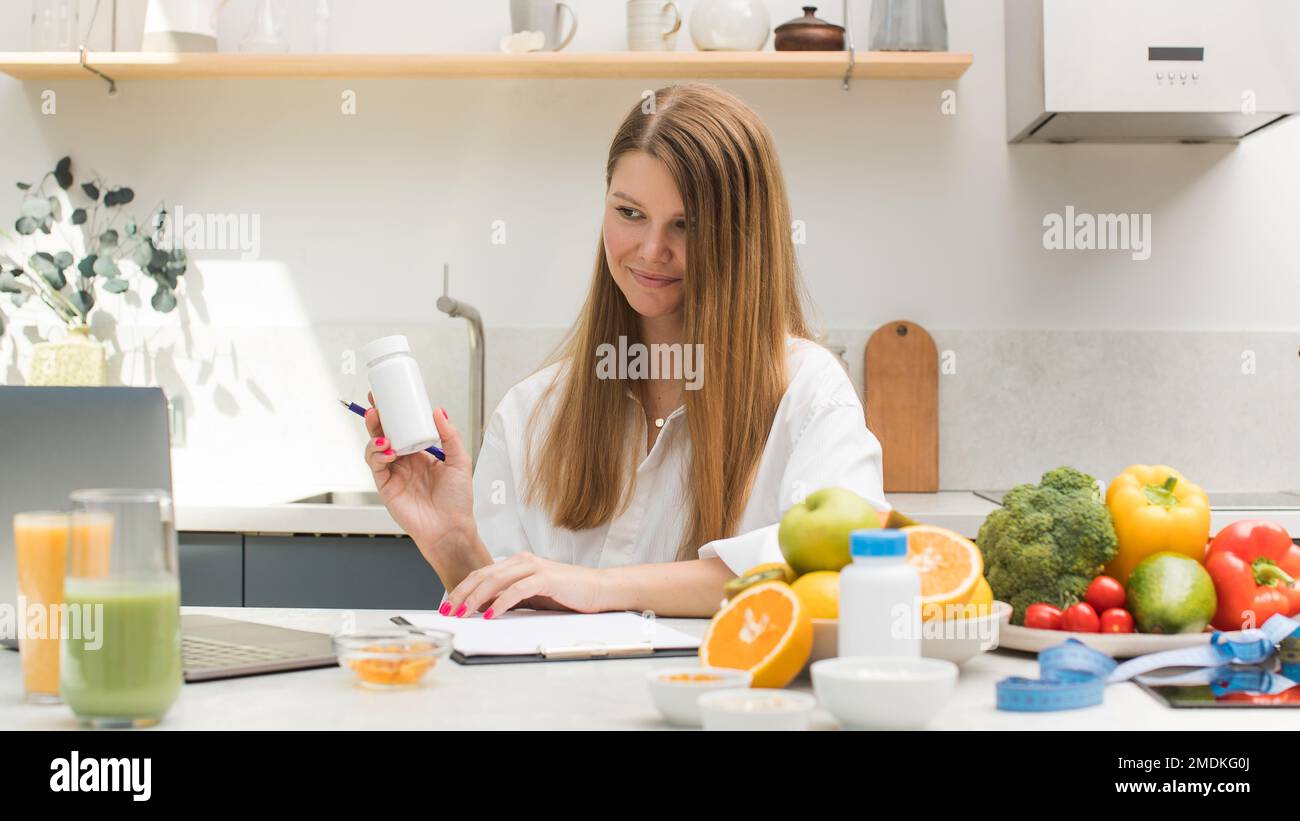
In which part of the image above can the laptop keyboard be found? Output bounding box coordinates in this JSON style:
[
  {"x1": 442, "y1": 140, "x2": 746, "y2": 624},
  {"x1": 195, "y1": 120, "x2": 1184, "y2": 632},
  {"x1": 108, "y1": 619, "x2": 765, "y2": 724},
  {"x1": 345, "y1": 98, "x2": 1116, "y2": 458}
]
[{"x1": 183, "y1": 635, "x2": 308, "y2": 672}]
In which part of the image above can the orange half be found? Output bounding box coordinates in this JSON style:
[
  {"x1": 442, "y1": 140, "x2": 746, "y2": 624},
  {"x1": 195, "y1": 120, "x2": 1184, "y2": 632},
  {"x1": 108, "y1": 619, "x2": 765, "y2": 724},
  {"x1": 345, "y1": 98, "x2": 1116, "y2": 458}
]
[
  {"x1": 699, "y1": 581, "x2": 812, "y2": 689},
  {"x1": 903, "y1": 525, "x2": 983, "y2": 611}
]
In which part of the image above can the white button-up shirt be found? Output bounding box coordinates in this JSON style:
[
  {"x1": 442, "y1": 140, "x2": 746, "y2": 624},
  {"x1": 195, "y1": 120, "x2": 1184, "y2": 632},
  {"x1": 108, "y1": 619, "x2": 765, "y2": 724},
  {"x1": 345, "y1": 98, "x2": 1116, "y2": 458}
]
[{"x1": 472, "y1": 336, "x2": 888, "y2": 575}]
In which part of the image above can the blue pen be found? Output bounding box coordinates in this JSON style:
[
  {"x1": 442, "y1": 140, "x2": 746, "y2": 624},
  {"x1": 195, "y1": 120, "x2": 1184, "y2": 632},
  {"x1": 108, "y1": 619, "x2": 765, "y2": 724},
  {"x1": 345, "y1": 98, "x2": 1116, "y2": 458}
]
[{"x1": 338, "y1": 399, "x2": 446, "y2": 461}]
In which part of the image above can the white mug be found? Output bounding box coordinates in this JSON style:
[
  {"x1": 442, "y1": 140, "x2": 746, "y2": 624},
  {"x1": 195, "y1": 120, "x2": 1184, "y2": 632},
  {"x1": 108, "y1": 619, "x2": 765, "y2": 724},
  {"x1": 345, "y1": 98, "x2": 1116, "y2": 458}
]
[
  {"x1": 627, "y1": 0, "x2": 682, "y2": 52},
  {"x1": 510, "y1": 0, "x2": 578, "y2": 52}
]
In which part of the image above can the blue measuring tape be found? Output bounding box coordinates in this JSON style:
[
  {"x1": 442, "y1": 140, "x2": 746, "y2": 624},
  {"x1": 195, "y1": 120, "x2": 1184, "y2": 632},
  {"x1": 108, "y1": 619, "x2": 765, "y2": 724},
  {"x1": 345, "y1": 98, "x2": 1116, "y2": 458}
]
[
  {"x1": 997, "y1": 613, "x2": 1300, "y2": 712},
  {"x1": 997, "y1": 639, "x2": 1115, "y2": 711}
]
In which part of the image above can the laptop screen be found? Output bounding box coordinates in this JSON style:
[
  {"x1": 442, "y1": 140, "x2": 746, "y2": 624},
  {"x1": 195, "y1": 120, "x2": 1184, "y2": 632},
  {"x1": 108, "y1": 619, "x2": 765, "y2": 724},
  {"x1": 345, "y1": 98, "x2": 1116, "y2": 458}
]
[{"x1": 0, "y1": 386, "x2": 173, "y2": 610}]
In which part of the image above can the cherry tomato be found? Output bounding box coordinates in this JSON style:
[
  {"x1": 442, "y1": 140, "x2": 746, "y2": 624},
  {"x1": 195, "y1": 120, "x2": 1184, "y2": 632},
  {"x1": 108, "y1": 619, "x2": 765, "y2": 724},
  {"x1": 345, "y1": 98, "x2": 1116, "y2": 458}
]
[
  {"x1": 1024, "y1": 603, "x2": 1064, "y2": 630},
  {"x1": 1085, "y1": 575, "x2": 1126, "y2": 612},
  {"x1": 1062, "y1": 602, "x2": 1100, "y2": 633},
  {"x1": 1099, "y1": 608, "x2": 1135, "y2": 634}
]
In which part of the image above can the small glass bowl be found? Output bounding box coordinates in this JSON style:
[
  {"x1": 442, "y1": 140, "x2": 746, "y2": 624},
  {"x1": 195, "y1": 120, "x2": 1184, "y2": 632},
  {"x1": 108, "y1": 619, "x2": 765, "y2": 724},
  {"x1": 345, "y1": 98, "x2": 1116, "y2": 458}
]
[
  {"x1": 333, "y1": 629, "x2": 452, "y2": 690},
  {"x1": 646, "y1": 666, "x2": 753, "y2": 727}
]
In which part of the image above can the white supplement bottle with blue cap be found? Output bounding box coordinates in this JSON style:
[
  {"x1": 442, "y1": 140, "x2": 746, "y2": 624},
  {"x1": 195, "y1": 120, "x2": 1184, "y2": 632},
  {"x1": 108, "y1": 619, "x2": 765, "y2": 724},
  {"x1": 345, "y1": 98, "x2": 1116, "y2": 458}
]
[
  {"x1": 838, "y1": 529, "x2": 921, "y2": 658},
  {"x1": 361, "y1": 335, "x2": 441, "y2": 456}
]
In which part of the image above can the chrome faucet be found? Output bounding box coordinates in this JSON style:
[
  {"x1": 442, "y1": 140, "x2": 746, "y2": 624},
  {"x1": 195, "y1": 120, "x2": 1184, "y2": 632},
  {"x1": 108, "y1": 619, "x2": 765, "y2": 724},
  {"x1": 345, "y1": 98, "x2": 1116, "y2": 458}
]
[{"x1": 436, "y1": 264, "x2": 485, "y2": 464}]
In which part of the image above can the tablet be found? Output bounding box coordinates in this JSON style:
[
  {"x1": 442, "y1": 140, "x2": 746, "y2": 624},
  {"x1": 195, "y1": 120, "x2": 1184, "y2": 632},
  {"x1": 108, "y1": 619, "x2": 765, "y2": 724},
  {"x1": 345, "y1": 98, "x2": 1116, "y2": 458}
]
[{"x1": 1136, "y1": 663, "x2": 1300, "y2": 708}]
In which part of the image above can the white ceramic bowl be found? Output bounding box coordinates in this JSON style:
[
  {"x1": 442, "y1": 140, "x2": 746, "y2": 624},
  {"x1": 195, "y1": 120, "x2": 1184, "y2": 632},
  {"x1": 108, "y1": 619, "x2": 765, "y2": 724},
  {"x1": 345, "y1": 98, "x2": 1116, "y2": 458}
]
[
  {"x1": 807, "y1": 601, "x2": 1013, "y2": 668},
  {"x1": 920, "y1": 600, "x2": 1013, "y2": 664},
  {"x1": 698, "y1": 688, "x2": 817, "y2": 731},
  {"x1": 811, "y1": 656, "x2": 957, "y2": 730},
  {"x1": 646, "y1": 666, "x2": 753, "y2": 727}
]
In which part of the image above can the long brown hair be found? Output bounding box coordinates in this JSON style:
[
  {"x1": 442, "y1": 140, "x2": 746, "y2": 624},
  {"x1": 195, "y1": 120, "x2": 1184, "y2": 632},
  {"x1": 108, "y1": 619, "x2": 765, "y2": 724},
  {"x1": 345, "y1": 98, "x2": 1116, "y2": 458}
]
[{"x1": 525, "y1": 83, "x2": 809, "y2": 560}]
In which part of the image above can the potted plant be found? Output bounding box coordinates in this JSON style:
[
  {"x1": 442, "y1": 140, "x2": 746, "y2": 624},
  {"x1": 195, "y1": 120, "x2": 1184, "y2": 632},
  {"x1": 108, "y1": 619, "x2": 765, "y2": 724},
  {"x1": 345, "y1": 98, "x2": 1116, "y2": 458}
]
[{"x1": 0, "y1": 156, "x2": 186, "y2": 385}]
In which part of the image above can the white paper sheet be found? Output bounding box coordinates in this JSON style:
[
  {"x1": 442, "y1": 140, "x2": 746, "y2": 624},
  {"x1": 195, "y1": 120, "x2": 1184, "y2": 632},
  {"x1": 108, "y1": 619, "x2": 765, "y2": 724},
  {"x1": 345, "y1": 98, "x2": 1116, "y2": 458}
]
[{"x1": 400, "y1": 610, "x2": 702, "y2": 657}]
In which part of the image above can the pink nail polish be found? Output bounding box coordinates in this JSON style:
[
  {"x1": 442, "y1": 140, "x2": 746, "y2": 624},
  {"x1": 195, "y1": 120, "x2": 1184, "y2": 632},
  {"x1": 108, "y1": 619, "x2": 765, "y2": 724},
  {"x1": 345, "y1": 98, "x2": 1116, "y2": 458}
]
[
  {"x1": 439, "y1": 601, "x2": 451, "y2": 616},
  {"x1": 454, "y1": 603, "x2": 467, "y2": 618},
  {"x1": 483, "y1": 608, "x2": 495, "y2": 620},
  {"x1": 375, "y1": 438, "x2": 385, "y2": 447},
  {"x1": 383, "y1": 448, "x2": 394, "y2": 456},
  {"x1": 440, "y1": 407, "x2": 449, "y2": 421}
]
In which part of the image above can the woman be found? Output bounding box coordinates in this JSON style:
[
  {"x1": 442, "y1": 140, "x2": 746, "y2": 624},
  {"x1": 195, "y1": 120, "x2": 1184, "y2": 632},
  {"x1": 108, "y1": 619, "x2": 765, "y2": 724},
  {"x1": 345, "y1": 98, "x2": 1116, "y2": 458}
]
[{"x1": 363, "y1": 83, "x2": 885, "y2": 618}]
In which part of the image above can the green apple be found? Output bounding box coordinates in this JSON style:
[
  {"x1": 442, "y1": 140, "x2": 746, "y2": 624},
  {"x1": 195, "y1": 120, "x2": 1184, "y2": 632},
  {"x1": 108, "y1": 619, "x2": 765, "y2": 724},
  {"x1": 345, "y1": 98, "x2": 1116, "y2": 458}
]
[{"x1": 778, "y1": 487, "x2": 882, "y2": 575}]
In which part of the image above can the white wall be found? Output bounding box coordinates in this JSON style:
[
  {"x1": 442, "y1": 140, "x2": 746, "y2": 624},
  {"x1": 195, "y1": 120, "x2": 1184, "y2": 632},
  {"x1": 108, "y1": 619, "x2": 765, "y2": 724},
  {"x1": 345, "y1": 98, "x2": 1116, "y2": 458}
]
[{"x1": 2, "y1": 1, "x2": 1298, "y2": 503}]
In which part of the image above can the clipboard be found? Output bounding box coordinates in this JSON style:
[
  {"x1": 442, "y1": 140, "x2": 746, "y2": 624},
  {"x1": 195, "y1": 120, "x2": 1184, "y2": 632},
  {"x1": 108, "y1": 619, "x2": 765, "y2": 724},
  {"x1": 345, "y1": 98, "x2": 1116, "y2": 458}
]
[{"x1": 391, "y1": 613, "x2": 702, "y2": 666}]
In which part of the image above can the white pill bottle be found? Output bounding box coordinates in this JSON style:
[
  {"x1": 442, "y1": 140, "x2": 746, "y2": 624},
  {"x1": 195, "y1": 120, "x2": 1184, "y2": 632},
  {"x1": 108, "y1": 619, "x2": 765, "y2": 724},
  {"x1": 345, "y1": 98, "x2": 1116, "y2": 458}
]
[
  {"x1": 838, "y1": 529, "x2": 921, "y2": 658},
  {"x1": 361, "y1": 335, "x2": 441, "y2": 456}
]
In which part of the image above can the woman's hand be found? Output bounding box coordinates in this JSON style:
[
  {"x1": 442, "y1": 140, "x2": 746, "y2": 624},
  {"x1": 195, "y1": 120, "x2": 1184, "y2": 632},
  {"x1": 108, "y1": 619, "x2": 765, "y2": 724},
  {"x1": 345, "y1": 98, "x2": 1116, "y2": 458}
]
[
  {"x1": 441, "y1": 553, "x2": 607, "y2": 619},
  {"x1": 364, "y1": 394, "x2": 484, "y2": 573}
]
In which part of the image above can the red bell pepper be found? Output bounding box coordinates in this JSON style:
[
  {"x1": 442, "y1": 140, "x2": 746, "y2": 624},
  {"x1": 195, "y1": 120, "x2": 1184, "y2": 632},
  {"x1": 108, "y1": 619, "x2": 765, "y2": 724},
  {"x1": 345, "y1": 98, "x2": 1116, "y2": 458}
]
[
  {"x1": 1219, "y1": 686, "x2": 1300, "y2": 705},
  {"x1": 1203, "y1": 520, "x2": 1300, "y2": 631}
]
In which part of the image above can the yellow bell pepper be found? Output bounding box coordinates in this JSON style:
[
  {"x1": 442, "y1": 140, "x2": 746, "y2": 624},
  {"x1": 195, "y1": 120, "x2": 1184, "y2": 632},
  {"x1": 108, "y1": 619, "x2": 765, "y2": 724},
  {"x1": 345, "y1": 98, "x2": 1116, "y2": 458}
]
[{"x1": 1104, "y1": 465, "x2": 1211, "y2": 584}]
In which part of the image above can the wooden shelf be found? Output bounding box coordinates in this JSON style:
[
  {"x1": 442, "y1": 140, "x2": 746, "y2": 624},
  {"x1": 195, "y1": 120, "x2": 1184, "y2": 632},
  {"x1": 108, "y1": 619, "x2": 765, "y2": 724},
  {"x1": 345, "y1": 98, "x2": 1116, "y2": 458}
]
[{"x1": 0, "y1": 51, "x2": 972, "y2": 81}]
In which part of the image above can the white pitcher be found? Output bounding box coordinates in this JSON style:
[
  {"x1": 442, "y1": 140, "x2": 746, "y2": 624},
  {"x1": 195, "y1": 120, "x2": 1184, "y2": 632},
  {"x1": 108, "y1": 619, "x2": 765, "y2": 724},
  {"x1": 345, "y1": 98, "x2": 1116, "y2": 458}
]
[{"x1": 142, "y1": 0, "x2": 229, "y2": 52}]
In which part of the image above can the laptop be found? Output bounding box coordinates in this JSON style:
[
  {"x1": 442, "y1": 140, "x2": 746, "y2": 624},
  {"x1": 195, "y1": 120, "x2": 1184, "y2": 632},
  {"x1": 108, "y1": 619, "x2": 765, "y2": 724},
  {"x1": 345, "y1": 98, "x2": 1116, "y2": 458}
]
[{"x1": 0, "y1": 386, "x2": 336, "y2": 681}]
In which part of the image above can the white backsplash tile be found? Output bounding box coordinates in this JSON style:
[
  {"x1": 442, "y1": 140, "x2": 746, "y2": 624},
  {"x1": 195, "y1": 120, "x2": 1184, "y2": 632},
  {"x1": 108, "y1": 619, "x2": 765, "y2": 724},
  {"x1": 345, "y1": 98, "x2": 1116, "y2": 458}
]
[{"x1": 825, "y1": 327, "x2": 1300, "y2": 492}]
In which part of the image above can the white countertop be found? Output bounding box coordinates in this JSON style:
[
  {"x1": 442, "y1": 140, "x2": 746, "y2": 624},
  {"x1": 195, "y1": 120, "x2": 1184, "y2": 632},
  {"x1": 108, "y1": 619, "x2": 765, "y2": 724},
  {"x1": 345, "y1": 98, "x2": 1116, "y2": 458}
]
[
  {"x1": 4, "y1": 606, "x2": 1298, "y2": 730},
  {"x1": 177, "y1": 499, "x2": 406, "y2": 537},
  {"x1": 175, "y1": 492, "x2": 997, "y2": 537},
  {"x1": 176, "y1": 491, "x2": 1300, "y2": 541}
]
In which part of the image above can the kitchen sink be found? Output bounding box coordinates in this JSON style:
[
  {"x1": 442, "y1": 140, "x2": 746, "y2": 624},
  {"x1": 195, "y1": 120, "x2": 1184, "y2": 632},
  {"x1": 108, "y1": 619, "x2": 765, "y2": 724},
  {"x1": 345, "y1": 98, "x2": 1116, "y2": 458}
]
[{"x1": 288, "y1": 491, "x2": 383, "y2": 506}]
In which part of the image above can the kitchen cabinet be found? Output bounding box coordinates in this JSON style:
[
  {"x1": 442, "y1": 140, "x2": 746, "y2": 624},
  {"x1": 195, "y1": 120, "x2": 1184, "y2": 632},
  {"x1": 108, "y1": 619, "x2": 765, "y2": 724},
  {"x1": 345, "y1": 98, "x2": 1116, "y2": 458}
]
[
  {"x1": 243, "y1": 535, "x2": 444, "y2": 610},
  {"x1": 178, "y1": 532, "x2": 244, "y2": 607}
]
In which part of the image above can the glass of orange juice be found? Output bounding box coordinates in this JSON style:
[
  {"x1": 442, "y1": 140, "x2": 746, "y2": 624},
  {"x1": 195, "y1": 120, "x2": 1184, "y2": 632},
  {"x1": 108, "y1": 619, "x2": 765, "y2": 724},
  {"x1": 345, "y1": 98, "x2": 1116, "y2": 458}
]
[{"x1": 13, "y1": 511, "x2": 70, "y2": 704}]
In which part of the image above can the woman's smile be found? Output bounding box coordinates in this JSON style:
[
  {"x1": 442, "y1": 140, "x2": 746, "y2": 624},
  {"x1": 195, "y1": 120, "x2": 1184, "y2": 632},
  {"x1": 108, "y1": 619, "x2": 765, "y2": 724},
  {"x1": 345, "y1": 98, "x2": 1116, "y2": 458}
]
[{"x1": 627, "y1": 265, "x2": 682, "y2": 289}]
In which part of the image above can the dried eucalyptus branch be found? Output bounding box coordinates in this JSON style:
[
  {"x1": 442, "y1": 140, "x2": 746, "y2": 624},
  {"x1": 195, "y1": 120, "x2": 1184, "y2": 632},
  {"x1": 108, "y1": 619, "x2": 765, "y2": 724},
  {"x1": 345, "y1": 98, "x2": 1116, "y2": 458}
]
[{"x1": 0, "y1": 156, "x2": 185, "y2": 340}]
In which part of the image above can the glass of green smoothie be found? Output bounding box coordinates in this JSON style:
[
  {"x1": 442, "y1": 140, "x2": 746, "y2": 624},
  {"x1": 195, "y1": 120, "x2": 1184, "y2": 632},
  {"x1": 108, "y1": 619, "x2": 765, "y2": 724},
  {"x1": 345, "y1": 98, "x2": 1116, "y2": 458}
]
[{"x1": 61, "y1": 489, "x2": 182, "y2": 728}]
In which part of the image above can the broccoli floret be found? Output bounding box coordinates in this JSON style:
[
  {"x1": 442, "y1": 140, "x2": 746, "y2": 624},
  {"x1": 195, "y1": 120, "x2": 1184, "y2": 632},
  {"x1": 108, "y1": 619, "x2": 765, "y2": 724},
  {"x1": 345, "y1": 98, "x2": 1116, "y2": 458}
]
[
  {"x1": 1038, "y1": 465, "x2": 1101, "y2": 496},
  {"x1": 977, "y1": 466, "x2": 1119, "y2": 625}
]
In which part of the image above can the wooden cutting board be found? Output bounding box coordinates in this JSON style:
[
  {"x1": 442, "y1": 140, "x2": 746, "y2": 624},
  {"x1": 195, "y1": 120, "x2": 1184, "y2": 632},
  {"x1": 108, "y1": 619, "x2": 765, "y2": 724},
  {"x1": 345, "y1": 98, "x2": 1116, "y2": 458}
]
[{"x1": 864, "y1": 320, "x2": 938, "y2": 492}]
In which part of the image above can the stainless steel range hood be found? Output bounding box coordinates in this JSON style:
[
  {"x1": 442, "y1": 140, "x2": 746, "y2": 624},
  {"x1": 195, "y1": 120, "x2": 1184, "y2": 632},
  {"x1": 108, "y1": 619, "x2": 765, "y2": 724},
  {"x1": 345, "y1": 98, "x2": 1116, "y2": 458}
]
[{"x1": 1006, "y1": 0, "x2": 1300, "y2": 143}]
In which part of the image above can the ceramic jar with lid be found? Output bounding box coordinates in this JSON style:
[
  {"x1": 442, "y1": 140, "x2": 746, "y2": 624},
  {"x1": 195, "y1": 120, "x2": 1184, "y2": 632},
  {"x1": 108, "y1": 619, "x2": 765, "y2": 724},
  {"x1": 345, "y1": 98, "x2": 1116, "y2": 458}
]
[{"x1": 775, "y1": 6, "x2": 844, "y2": 51}]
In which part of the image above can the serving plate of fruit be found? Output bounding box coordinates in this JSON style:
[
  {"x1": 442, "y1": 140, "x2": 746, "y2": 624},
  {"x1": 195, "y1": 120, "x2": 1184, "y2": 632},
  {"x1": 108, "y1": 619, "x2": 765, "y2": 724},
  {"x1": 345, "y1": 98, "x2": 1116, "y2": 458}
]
[
  {"x1": 715, "y1": 489, "x2": 1013, "y2": 675},
  {"x1": 803, "y1": 522, "x2": 1014, "y2": 666}
]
